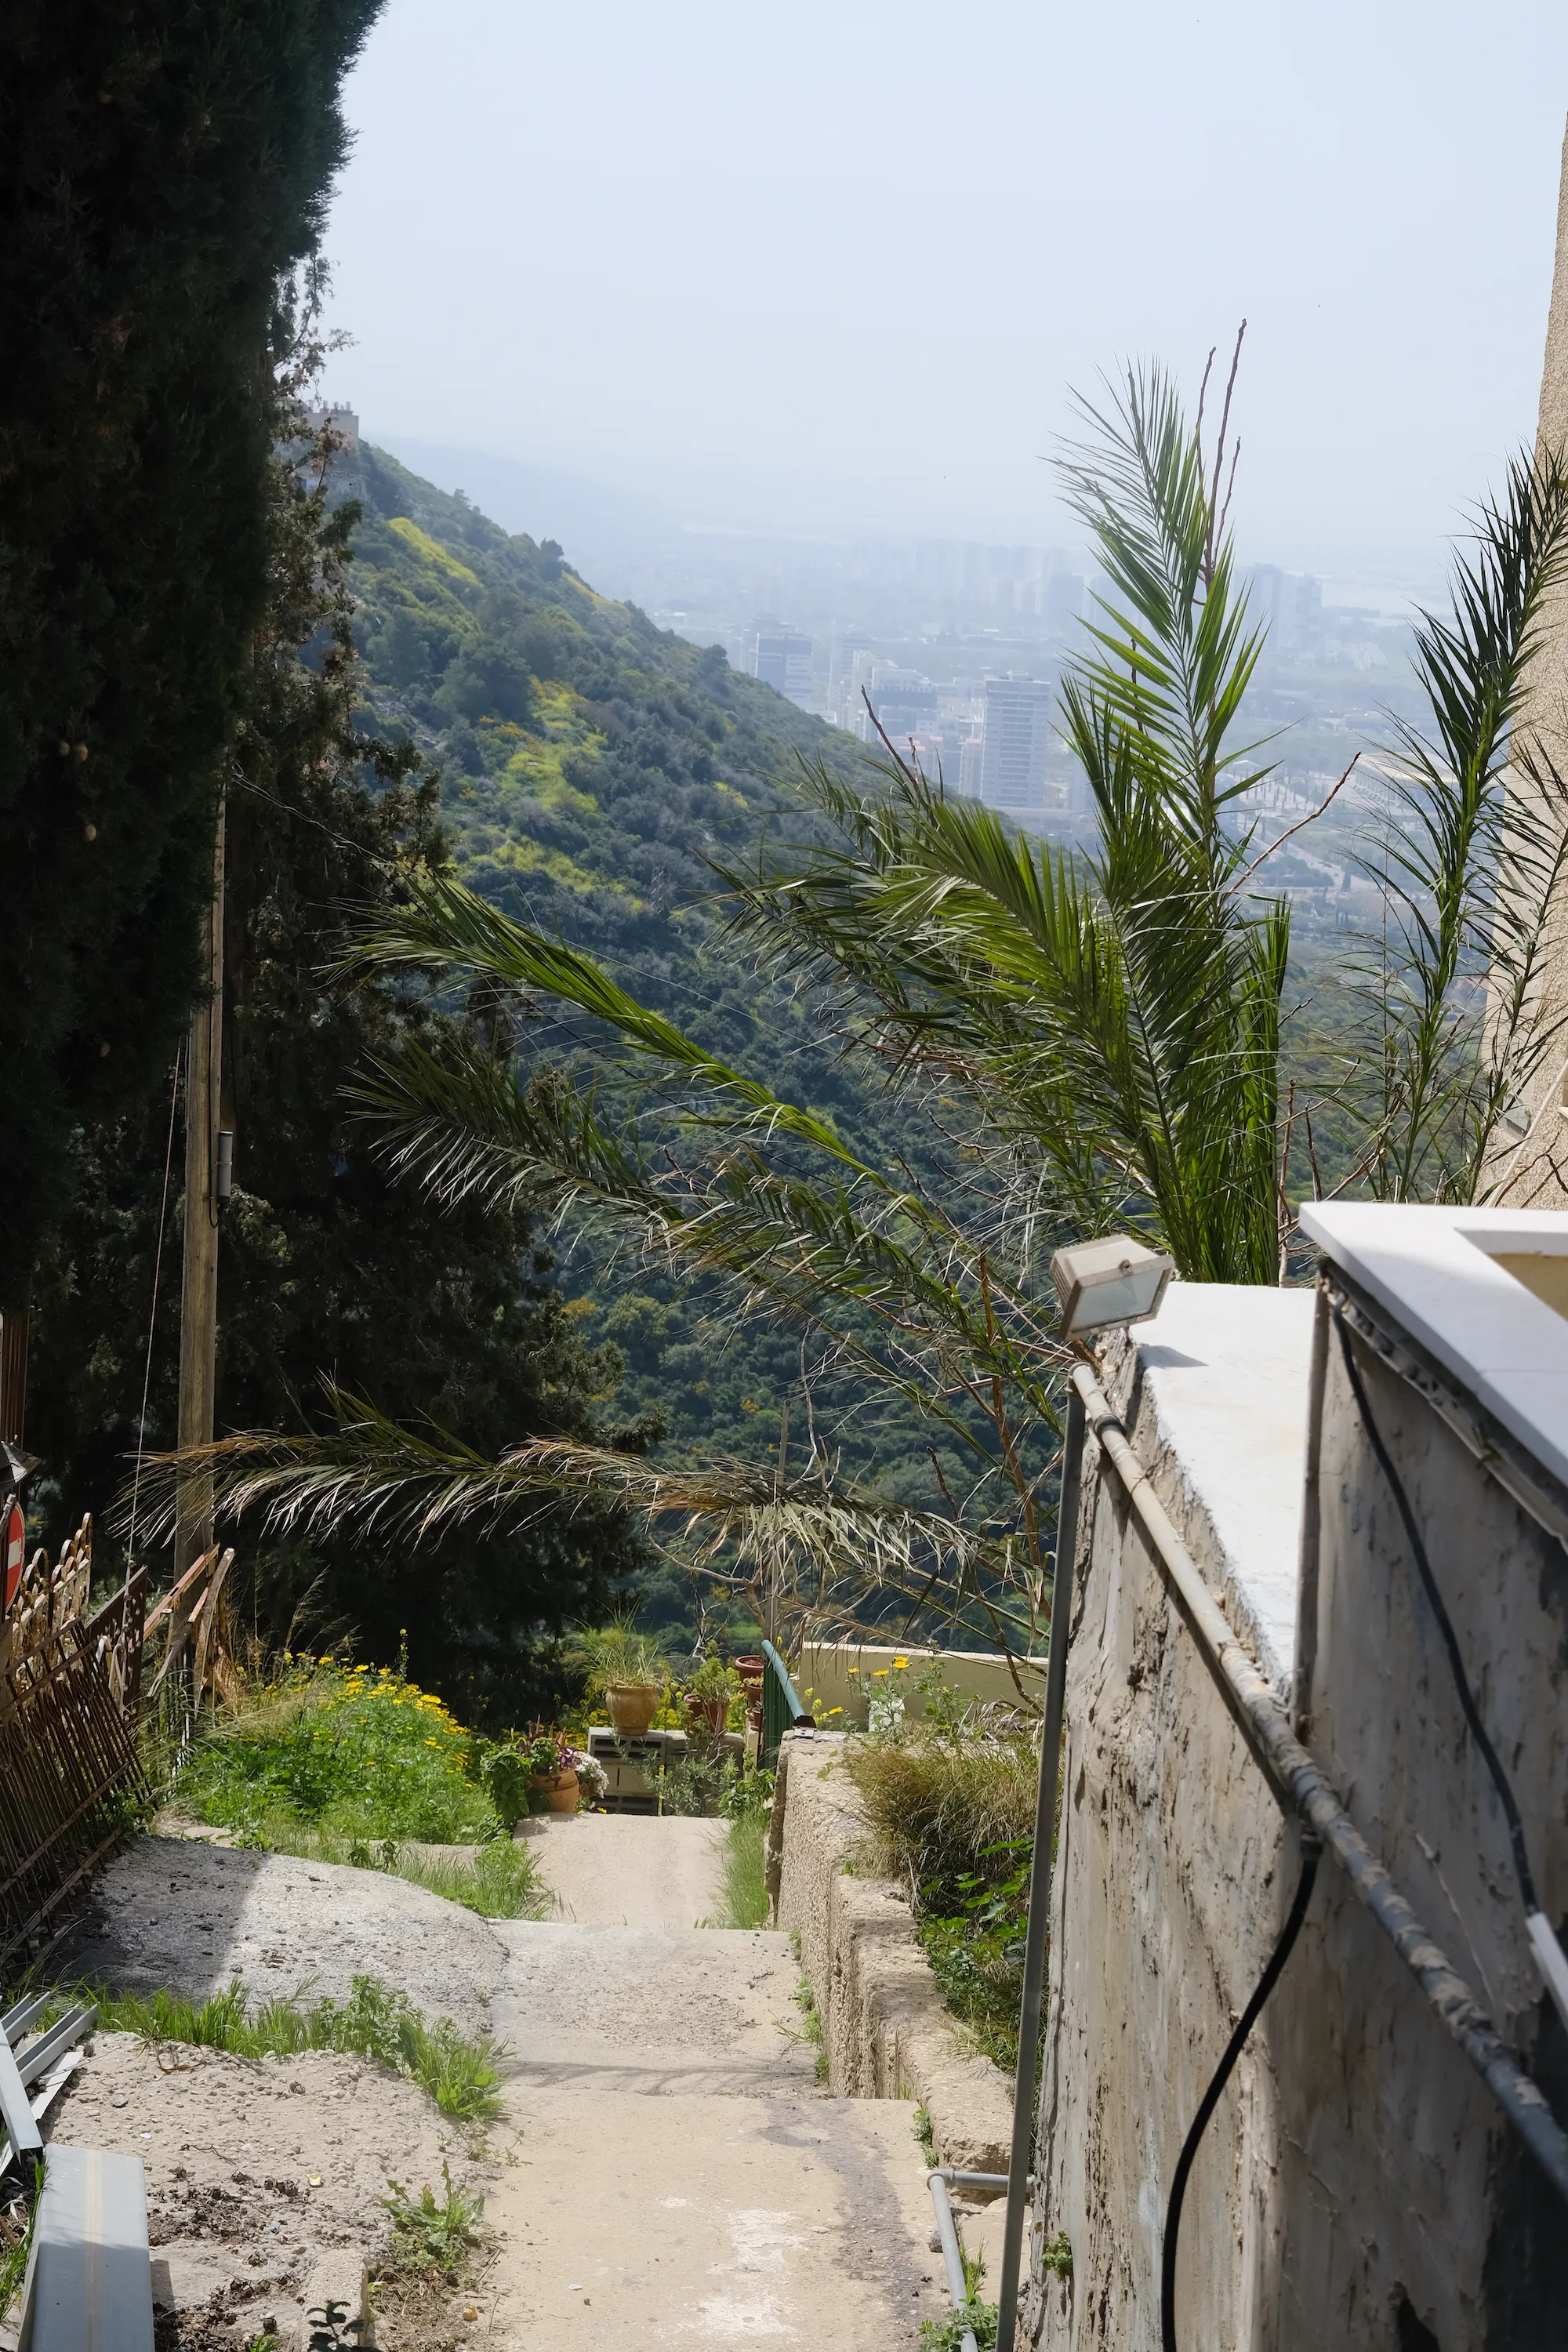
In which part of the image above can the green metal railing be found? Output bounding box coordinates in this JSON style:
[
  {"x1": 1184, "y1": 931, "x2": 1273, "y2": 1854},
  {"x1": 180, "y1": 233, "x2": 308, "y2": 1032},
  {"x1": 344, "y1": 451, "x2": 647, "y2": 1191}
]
[{"x1": 760, "y1": 1639, "x2": 814, "y2": 1766}]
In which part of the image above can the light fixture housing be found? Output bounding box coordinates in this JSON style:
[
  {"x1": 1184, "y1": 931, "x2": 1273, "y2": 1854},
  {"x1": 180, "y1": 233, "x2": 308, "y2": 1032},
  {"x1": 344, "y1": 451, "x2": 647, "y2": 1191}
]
[{"x1": 1050, "y1": 1233, "x2": 1174, "y2": 1338}]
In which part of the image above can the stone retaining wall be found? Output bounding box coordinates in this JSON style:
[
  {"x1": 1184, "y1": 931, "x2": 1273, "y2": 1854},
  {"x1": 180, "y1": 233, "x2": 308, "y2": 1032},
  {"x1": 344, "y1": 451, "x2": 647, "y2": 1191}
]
[{"x1": 768, "y1": 1730, "x2": 1014, "y2": 2179}]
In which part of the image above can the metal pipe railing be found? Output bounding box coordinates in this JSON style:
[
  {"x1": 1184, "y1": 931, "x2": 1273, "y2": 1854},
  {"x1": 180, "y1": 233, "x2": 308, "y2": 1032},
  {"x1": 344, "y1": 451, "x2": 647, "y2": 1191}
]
[
  {"x1": 995, "y1": 1383, "x2": 1083, "y2": 2351},
  {"x1": 759, "y1": 1639, "x2": 814, "y2": 1767},
  {"x1": 927, "y1": 2169, "x2": 1009, "y2": 2352}
]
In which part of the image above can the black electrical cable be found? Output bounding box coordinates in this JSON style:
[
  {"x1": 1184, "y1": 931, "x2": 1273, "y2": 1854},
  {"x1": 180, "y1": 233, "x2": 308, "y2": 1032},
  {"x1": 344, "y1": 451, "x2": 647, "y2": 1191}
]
[
  {"x1": 1160, "y1": 1827, "x2": 1320, "y2": 2352},
  {"x1": 1333, "y1": 1307, "x2": 1540, "y2": 1916}
]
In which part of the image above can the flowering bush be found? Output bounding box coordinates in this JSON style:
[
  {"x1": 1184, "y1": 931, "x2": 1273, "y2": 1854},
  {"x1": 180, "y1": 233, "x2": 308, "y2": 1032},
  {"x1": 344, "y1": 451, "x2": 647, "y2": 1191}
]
[{"x1": 177, "y1": 1660, "x2": 503, "y2": 1844}]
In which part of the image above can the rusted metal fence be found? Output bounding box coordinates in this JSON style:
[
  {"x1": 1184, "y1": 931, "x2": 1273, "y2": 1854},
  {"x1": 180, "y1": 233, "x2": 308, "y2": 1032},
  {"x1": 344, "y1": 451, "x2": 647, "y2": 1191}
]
[{"x1": 0, "y1": 1523, "x2": 151, "y2": 1971}]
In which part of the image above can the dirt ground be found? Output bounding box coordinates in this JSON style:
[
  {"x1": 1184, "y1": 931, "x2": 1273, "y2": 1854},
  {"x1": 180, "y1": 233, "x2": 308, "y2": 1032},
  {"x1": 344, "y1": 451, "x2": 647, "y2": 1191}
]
[
  {"x1": 61, "y1": 1835, "x2": 509, "y2": 2036},
  {"x1": 0, "y1": 2031, "x2": 495, "y2": 2350}
]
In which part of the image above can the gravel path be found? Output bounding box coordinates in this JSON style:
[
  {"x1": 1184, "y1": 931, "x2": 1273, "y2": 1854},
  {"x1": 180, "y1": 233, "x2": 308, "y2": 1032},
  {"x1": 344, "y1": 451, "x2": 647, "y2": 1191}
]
[{"x1": 60, "y1": 1835, "x2": 508, "y2": 2035}]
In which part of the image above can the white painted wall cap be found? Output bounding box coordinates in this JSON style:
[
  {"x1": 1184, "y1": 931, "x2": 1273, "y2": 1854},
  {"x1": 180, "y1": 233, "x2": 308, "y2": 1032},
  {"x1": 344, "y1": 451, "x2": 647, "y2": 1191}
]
[{"x1": 1299, "y1": 1201, "x2": 1568, "y2": 1493}]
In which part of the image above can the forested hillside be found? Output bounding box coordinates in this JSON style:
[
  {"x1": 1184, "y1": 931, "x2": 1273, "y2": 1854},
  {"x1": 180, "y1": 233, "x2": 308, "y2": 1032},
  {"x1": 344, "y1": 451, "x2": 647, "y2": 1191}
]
[{"x1": 346, "y1": 451, "x2": 956, "y2": 1562}]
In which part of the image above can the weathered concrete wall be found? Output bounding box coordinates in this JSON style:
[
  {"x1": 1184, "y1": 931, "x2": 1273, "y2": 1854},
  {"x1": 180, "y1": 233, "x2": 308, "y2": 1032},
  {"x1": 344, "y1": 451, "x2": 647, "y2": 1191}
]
[
  {"x1": 1265, "y1": 1283, "x2": 1568, "y2": 2349},
  {"x1": 771, "y1": 1730, "x2": 1014, "y2": 2176},
  {"x1": 1029, "y1": 1253, "x2": 1568, "y2": 2350},
  {"x1": 1025, "y1": 1284, "x2": 1310, "y2": 2351}
]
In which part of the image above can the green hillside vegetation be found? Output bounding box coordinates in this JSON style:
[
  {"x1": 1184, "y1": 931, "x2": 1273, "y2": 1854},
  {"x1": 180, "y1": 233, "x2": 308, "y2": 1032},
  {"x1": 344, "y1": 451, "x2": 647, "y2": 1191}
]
[{"x1": 344, "y1": 451, "x2": 971, "y2": 1632}]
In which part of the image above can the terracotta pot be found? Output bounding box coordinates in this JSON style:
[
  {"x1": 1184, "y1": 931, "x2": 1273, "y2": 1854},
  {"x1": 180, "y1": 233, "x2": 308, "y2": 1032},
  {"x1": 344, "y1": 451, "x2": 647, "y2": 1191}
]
[
  {"x1": 733, "y1": 1654, "x2": 765, "y2": 1726},
  {"x1": 605, "y1": 1681, "x2": 660, "y2": 1735},
  {"x1": 686, "y1": 1694, "x2": 731, "y2": 1738},
  {"x1": 529, "y1": 1767, "x2": 579, "y2": 1813}
]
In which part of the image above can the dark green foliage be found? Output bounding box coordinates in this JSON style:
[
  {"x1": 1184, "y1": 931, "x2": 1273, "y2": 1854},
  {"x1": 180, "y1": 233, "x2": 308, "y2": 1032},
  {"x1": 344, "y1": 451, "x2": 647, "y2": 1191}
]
[
  {"x1": 0, "y1": 0, "x2": 382, "y2": 1308},
  {"x1": 29, "y1": 419, "x2": 644, "y2": 1726}
]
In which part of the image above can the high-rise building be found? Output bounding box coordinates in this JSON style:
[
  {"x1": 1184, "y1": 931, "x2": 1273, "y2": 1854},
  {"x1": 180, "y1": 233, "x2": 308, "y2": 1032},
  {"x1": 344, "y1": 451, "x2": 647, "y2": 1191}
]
[
  {"x1": 829, "y1": 635, "x2": 877, "y2": 731},
  {"x1": 1044, "y1": 572, "x2": 1087, "y2": 638},
  {"x1": 979, "y1": 678, "x2": 1054, "y2": 809},
  {"x1": 863, "y1": 666, "x2": 939, "y2": 749},
  {"x1": 753, "y1": 624, "x2": 814, "y2": 708}
]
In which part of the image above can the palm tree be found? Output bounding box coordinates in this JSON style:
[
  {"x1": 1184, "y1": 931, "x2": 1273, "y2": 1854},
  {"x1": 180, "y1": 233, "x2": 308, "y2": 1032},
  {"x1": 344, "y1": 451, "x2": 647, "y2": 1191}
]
[
  {"x1": 126, "y1": 363, "x2": 1568, "y2": 1640},
  {"x1": 1346, "y1": 454, "x2": 1568, "y2": 1203}
]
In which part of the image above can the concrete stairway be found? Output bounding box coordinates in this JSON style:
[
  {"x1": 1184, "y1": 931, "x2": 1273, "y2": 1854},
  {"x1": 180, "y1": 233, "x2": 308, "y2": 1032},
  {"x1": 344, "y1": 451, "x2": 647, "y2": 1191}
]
[{"x1": 478, "y1": 1813, "x2": 949, "y2": 2347}]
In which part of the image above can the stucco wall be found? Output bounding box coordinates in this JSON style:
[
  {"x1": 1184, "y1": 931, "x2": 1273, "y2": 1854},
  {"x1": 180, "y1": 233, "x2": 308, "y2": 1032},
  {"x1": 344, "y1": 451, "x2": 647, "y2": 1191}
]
[{"x1": 798, "y1": 1643, "x2": 1048, "y2": 1733}]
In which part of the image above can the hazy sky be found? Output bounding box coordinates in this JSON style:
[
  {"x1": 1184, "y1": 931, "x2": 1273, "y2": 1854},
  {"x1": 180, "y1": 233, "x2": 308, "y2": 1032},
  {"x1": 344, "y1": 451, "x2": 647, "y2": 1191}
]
[{"x1": 320, "y1": 0, "x2": 1568, "y2": 573}]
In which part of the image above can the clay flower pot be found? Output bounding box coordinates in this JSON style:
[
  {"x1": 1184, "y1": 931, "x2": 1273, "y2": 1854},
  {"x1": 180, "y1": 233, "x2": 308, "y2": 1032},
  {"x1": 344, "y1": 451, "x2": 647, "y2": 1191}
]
[
  {"x1": 529, "y1": 1767, "x2": 579, "y2": 1813},
  {"x1": 733, "y1": 1654, "x2": 765, "y2": 1727},
  {"x1": 686, "y1": 1694, "x2": 730, "y2": 1739},
  {"x1": 605, "y1": 1680, "x2": 660, "y2": 1736}
]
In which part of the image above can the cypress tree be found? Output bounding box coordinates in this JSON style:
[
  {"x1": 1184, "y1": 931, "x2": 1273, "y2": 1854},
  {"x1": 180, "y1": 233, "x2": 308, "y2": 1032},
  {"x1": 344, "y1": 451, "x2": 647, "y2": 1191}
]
[{"x1": 0, "y1": 0, "x2": 383, "y2": 1371}]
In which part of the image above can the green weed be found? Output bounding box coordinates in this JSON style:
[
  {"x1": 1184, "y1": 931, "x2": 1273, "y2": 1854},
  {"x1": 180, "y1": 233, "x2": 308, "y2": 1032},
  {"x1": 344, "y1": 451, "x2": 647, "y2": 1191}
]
[
  {"x1": 702, "y1": 1812, "x2": 769, "y2": 1929},
  {"x1": 0, "y1": 2161, "x2": 41, "y2": 2323},
  {"x1": 242, "y1": 1817, "x2": 549, "y2": 1921},
  {"x1": 380, "y1": 2162, "x2": 484, "y2": 2278},
  {"x1": 88, "y1": 1972, "x2": 506, "y2": 2121},
  {"x1": 920, "y1": 2300, "x2": 998, "y2": 2350},
  {"x1": 913, "y1": 2106, "x2": 937, "y2": 2164},
  {"x1": 1042, "y1": 2230, "x2": 1073, "y2": 2285}
]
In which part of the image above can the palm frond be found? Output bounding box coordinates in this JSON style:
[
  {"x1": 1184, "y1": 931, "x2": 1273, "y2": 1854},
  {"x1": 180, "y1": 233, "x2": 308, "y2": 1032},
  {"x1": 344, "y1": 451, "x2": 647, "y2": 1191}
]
[
  {"x1": 118, "y1": 1389, "x2": 1033, "y2": 1632},
  {"x1": 1350, "y1": 452, "x2": 1568, "y2": 1201}
]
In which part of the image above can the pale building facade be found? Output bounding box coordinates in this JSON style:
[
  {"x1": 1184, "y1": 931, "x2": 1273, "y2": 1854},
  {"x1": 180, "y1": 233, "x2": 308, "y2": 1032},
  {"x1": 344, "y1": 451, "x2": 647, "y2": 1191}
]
[{"x1": 1489, "y1": 118, "x2": 1568, "y2": 1207}]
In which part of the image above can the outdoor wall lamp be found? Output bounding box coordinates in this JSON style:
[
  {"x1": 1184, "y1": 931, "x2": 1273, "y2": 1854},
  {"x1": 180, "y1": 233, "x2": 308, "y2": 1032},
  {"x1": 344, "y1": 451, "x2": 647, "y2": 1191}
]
[{"x1": 1050, "y1": 1233, "x2": 1174, "y2": 1338}]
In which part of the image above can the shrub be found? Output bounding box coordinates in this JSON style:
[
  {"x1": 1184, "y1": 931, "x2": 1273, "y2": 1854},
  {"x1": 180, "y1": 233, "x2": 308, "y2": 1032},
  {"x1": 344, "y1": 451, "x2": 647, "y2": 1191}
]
[
  {"x1": 176, "y1": 1661, "x2": 503, "y2": 1845},
  {"x1": 845, "y1": 1728, "x2": 1037, "y2": 1911},
  {"x1": 847, "y1": 1722, "x2": 1039, "y2": 2069}
]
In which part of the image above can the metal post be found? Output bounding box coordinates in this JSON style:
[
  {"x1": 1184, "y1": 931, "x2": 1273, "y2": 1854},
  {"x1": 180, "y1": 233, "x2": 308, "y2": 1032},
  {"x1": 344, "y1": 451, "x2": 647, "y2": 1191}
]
[{"x1": 996, "y1": 1384, "x2": 1086, "y2": 2349}]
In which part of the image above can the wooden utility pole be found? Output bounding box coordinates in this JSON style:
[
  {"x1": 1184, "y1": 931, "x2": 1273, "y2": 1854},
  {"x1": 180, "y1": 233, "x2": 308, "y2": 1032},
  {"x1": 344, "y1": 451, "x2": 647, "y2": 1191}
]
[
  {"x1": 0, "y1": 1310, "x2": 27, "y2": 1450},
  {"x1": 174, "y1": 807, "x2": 226, "y2": 1584}
]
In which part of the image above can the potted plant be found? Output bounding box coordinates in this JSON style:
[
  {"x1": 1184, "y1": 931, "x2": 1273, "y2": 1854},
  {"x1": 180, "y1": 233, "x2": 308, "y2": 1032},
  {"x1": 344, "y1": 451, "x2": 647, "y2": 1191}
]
[
  {"x1": 733, "y1": 1653, "x2": 766, "y2": 1730},
  {"x1": 684, "y1": 1654, "x2": 741, "y2": 1740},
  {"x1": 524, "y1": 1730, "x2": 580, "y2": 1813},
  {"x1": 575, "y1": 1617, "x2": 671, "y2": 1737}
]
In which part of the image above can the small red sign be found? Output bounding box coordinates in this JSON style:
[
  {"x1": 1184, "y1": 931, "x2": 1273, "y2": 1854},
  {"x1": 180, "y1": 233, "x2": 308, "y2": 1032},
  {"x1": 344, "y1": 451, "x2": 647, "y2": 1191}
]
[{"x1": 3, "y1": 1502, "x2": 23, "y2": 1613}]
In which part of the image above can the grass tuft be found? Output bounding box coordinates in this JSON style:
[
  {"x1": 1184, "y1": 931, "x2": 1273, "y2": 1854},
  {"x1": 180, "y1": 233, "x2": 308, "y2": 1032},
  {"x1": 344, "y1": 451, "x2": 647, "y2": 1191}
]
[
  {"x1": 701, "y1": 1811, "x2": 770, "y2": 1929},
  {"x1": 230, "y1": 1815, "x2": 549, "y2": 1921},
  {"x1": 88, "y1": 1971, "x2": 507, "y2": 2122}
]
